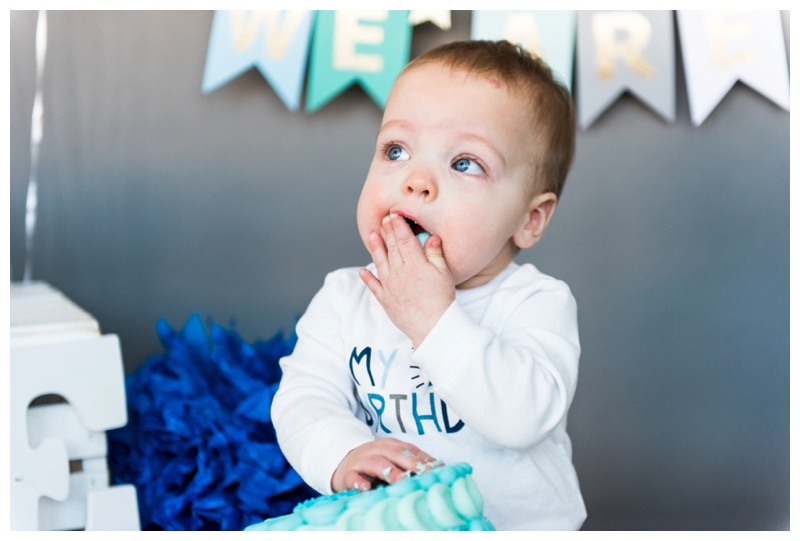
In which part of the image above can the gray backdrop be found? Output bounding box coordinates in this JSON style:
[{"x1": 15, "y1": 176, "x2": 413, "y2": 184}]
[{"x1": 10, "y1": 11, "x2": 789, "y2": 530}]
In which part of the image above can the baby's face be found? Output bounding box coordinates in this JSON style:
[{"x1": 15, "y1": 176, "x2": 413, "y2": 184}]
[{"x1": 357, "y1": 62, "x2": 540, "y2": 288}]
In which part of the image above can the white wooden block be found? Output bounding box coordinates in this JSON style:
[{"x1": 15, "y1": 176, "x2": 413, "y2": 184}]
[
  {"x1": 81, "y1": 457, "x2": 112, "y2": 493},
  {"x1": 38, "y1": 475, "x2": 85, "y2": 531},
  {"x1": 27, "y1": 404, "x2": 112, "y2": 529},
  {"x1": 11, "y1": 436, "x2": 70, "y2": 530},
  {"x1": 10, "y1": 281, "x2": 100, "y2": 345},
  {"x1": 85, "y1": 485, "x2": 142, "y2": 531},
  {"x1": 27, "y1": 402, "x2": 108, "y2": 460},
  {"x1": 37, "y1": 458, "x2": 115, "y2": 531},
  {"x1": 36, "y1": 471, "x2": 93, "y2": 530},
  {"x1": 11, "y1": 282, "x2": 140, "y2": 531},
  {"x1": 10, "y1": 334, "x2": 128, "y2": 530}
]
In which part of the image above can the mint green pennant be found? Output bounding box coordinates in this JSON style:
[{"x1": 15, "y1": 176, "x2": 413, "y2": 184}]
[{"x1": 306, "y1": 10, "x2": 411, "y2": 112}]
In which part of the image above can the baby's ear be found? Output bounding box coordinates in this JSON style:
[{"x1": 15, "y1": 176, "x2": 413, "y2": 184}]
[{"x1": 513, "y1": 192, "x2": 558, "y2": 249}]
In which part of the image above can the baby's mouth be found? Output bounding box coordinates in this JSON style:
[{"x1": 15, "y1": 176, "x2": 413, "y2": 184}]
[
  {"x1": 404, "y1": 216, "x2": 428, "y2": 237},
  {"x1": 403, "y1": 216, "x2": 432, "y2": 246}
]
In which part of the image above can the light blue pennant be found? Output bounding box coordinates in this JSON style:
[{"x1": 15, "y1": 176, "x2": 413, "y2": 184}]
[
  {"x1": 202, "y1": 10, "x2": 316, "y2": 111},
  {"x1": 471, "y1": 10, "x2": 576, "y2": 92},
  {"x1": 306, "y1": 10, "x2": 411, "y2": 112}
]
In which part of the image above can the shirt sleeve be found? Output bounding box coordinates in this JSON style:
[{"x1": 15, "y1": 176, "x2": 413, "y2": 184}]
[
  {"x1": 270, "y1": 270, "x2": 375, "y2": 495},
  {"x1": 410, "y1": 270, "x2": 580, "y2": 450}
]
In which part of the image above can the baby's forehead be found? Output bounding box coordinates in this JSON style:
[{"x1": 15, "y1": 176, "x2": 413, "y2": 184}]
[
  {"x1": 399, "y1": 61, "x2": 497, "y2": 85},
  {"x1": 401, "y1": 66, "x2": 535, "y2": 123},
  {"x1": 393, "y1": 63, "x2": 527, "y2": 106},
  {"x1": 405, "y1": 58, "x2": 531, "y2": 87},
  {"x1": 394, "y1": 65, "x2": 524, "y2": 109}
]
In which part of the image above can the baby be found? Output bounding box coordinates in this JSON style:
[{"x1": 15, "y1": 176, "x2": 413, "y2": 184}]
[{"x1": 272, "y1": 40, "x2": 585, "y2": 530}]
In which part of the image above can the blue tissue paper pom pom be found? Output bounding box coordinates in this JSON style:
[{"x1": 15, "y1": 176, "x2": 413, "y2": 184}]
[{"x1": 107, "y1": 314, "x2": 318, "y2": 530}]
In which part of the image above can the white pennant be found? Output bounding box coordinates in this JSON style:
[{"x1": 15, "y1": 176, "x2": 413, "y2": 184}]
[{"x1": 677, "y1": 10, "x2": 789, "y2": 126}]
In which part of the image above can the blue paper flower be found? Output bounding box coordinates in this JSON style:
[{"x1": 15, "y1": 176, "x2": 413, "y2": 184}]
[{"x1": 107, "y1": 314, "x2": 318, "y2": 530}]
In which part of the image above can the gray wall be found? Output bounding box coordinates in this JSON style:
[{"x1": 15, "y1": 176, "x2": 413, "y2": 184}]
[{"x1": 10, "y1": 11, "x2": 789, "y2": 530}]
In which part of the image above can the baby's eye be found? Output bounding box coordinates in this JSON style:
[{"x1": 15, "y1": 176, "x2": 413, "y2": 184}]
[
  {"x1": 386, "y1": 145, "x2": 409, "y2": 161},
  {"x1": 452, "y1": 157, "x2": 484, "y2": 175}
]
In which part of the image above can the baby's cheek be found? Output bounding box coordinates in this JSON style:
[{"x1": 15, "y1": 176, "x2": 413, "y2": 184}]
[
  {"x1": 445, "y1": 228, "x2": 482, "y2": 256},
  {"x1": 356, "y1": 198, "x2": 378, "y2": 231},
  {"x1": 445, "y1": 232, "x2": 493, "y2": 270},
  {"x1": 440, "y1": 236, "x2": 468, "y2": 268}
]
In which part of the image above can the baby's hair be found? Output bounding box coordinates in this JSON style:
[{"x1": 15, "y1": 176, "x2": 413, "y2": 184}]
[{"x1": 401, "y1": 40, "x2": 576, "y2": 199}]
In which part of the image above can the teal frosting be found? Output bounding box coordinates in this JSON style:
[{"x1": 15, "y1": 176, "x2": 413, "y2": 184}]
[{"x1": 244, "y1": 462, "x2": 495, "y2": 531}]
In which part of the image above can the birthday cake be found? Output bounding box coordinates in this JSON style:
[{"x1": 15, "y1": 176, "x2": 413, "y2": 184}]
[{"x1": 244, "y1": 462, "x2": 495, "y2": 531}]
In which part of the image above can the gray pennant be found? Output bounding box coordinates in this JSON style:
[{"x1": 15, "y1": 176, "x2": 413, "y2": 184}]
[{"x1": 576, "y1": 10, "x2": 675, "y2": 129}]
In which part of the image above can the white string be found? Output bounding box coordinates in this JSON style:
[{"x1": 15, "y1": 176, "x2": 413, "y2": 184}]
[{"x1": 24, "y1": 10, "x2": 47, "y2": 282}]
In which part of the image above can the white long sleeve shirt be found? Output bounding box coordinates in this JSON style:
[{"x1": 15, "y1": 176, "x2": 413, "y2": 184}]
[{"x1": 271, "y1": 262, "x2": 586, "y2": 530}]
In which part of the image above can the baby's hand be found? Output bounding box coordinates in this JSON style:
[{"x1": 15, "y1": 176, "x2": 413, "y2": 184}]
[
  {"x1": 331, "y1": 438, "x2": 439, "y2": 493},
  {"x1": 359, "y1": 213, "x2": 455, "y2": 348}
]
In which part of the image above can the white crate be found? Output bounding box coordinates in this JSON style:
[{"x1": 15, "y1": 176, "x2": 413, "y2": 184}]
[{"x1": 10, "y1": 282, "x2": 140, "y2": 531}]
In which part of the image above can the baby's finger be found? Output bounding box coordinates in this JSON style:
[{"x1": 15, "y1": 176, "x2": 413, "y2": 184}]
[
  {"x1": 356, "y1": 454, "x2": 409, "y2": 487},
  {"x1": 341, "y1": 470, "x2": 375, "y2": 492},
  {"x1": 366, "y1": 231, "x2": 389, "y2": 277},
  {"x1": 382, "y1": 214, "x2": 404, "y2": 267},
  {"x1": 390, "y1": 214, "x2": 424, "y2": 259},
  {"x1": 422, "y1": 235, "x2": 448, "y2": 273},
  {"x1": 377, "y1": 464, "x2": 406, "y2": 485},
  {"x1": 384, "y1": 443, "x2": 441, "y2": 479},
  {"x1": 359, "y1": 268, "x2": 383, "y2": 302}
]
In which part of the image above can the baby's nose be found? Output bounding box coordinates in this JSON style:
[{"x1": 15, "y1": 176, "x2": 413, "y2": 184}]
[{"x1": 402, "y1": 170, "x2": 438, "y2": 200}]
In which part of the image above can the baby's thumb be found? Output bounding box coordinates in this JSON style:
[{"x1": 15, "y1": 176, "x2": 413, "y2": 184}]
[{"x1": 424, "y1": 235, "x2": 448, "y2": 272}]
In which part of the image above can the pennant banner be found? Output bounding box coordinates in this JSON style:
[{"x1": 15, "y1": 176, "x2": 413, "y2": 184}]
[
  {"x1": 202, "y1": 10, "x2": 315, "y2": 111},
  {"x1": 202, "y1": 10, "x2": 788, "y2": 127},
  {"x1": 305, "y1": 10, "x2": 411, "y2": 112},
  {"x1": 471, "y1": 10, "x2": 576, "y2": 91},
  {"x1": 677, "y1": 10, "x2": 790, "y2": 126},
  {"x1": 576, "y1": 10, "x2": 675, "y2": 129}
]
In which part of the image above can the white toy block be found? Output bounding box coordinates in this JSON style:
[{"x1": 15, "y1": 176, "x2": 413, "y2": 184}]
[
  {"x1": 38, "y1": 458, "x2": 116, "y2": 530},
  {"x1": 10, "y1": 282, "x2": 141, "y2": 531},
  {"x1": 39, "y1": 470, "x2": 95, "y2": 531},
  {"x1": 28, "y1": 404, "x2": 112, "y2": 530},
  {"x1": 27, "y1": 402, "x2": 109, "y2": 460},
  {"x1": 11, "y1": 435, "x2": 70, "y2": 527},
  {"x1": 10, "y1": 281, "x2": 100, "y2": 345},
  {"x1": 11, "y1": 335, "x2": 128, "y2": 530},
  {"x1": 85, "y1": 485, "x2": 142, "y2": 531}
]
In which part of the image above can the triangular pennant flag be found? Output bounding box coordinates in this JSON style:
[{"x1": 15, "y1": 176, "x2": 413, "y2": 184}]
[
  {"x1": 306, "y1": 10, "x2": 411, "y2": 112},
  {"x1": 576, "y1": 10, "x2": 676, "y2": 129},
  {"x1": 471, "y1": 10, "x2": 576, "y2": 91},
  {"x1": 409, "y1": 10, "x2": 452, "y2": 30},
  {"x1": 202, "y1": 10, "x2": 316, "y2": 111},
  {"x1": 677, "y1": 10, "x2": 789, "y2": 126}
]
